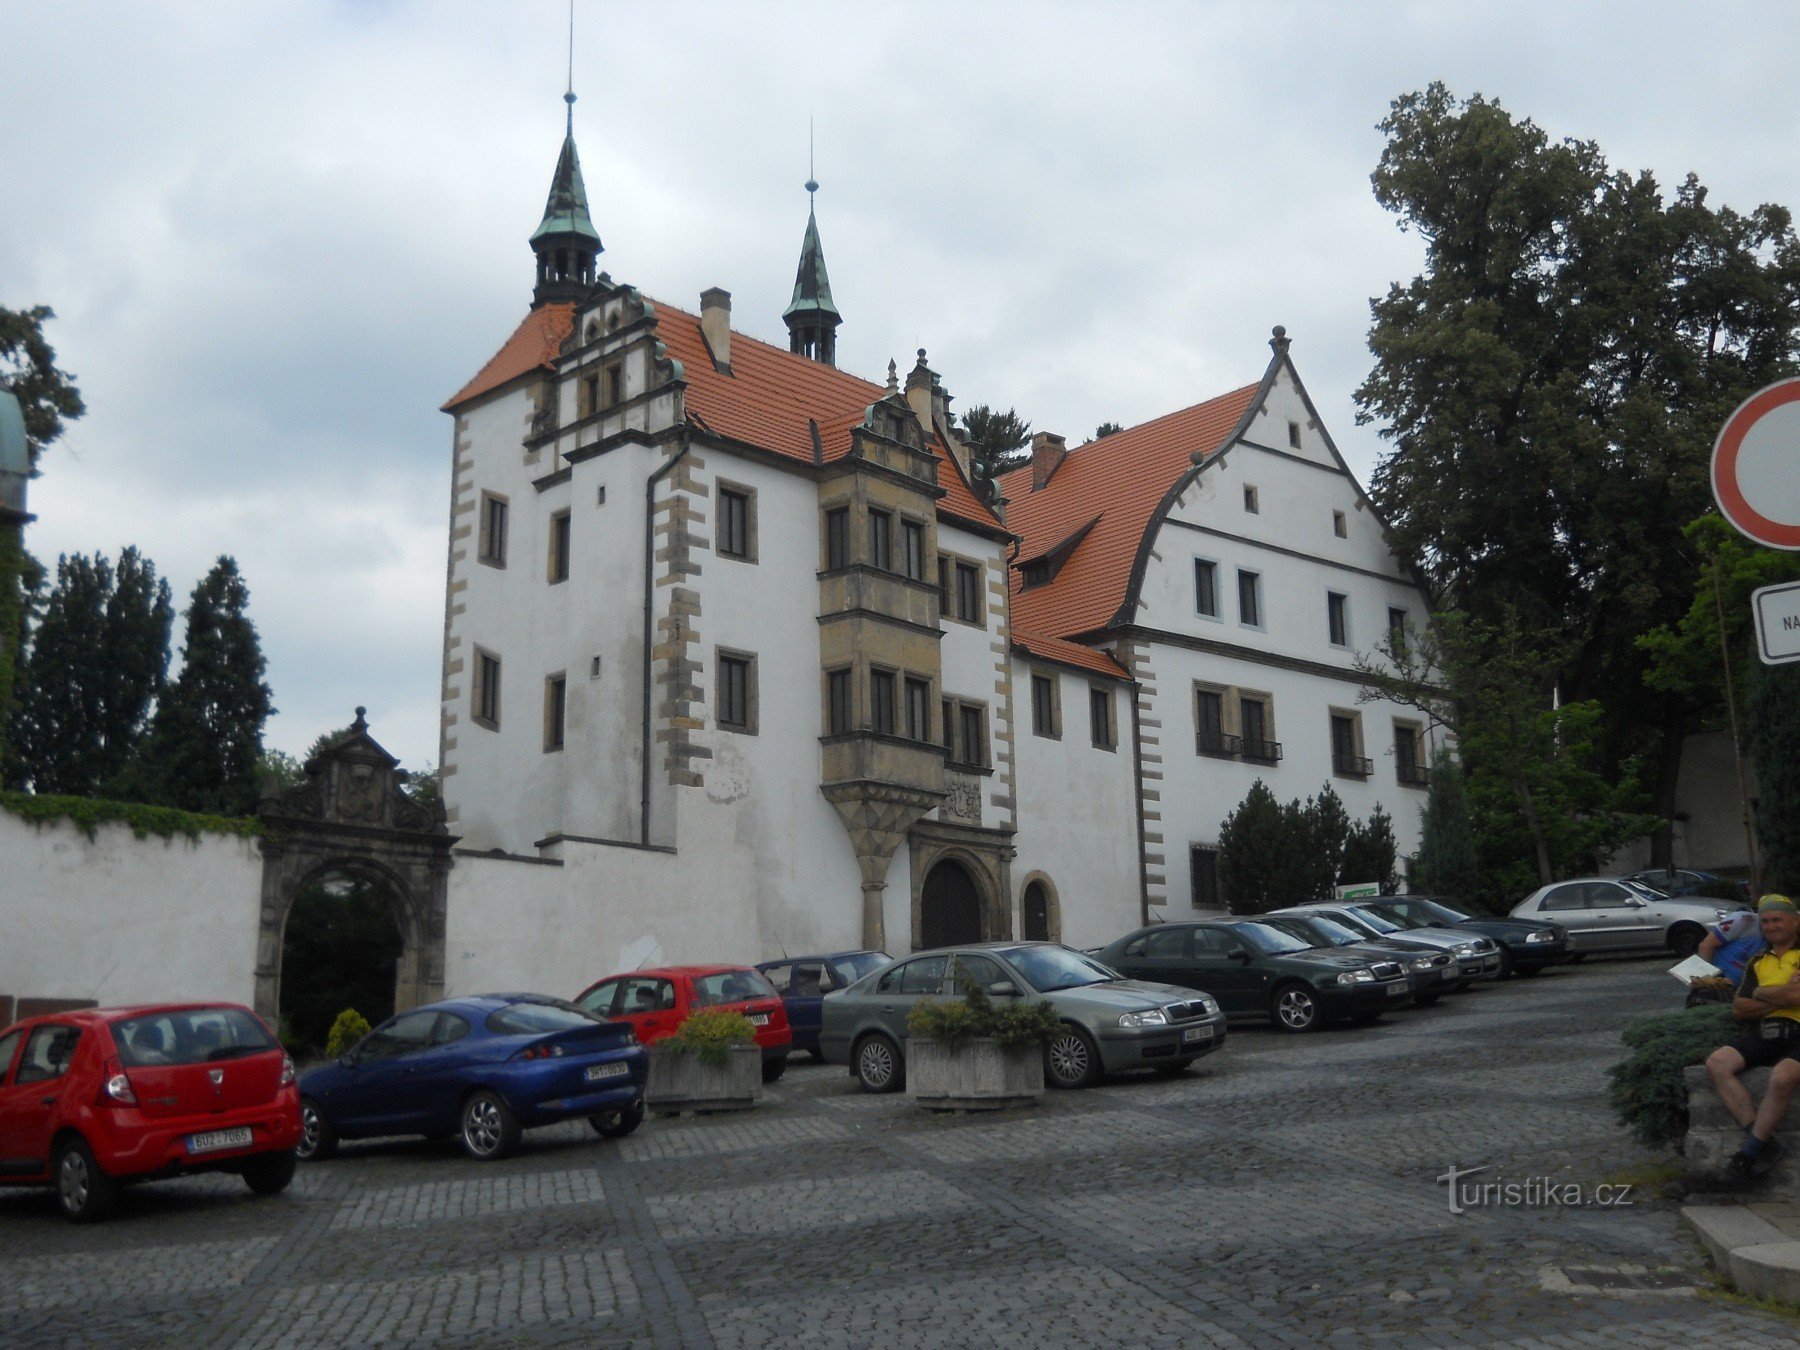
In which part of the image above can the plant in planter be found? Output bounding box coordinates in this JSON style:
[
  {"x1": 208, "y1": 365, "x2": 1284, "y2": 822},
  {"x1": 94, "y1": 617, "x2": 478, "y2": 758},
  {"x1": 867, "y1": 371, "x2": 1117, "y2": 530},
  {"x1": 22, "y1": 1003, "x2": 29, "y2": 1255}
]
[
  {"x1": 645, "y1": 1008, "x2": 763, "y2": 1115},
  {"x1": 905, "y1": 963, "x2": 1062, "y2": 1111}
]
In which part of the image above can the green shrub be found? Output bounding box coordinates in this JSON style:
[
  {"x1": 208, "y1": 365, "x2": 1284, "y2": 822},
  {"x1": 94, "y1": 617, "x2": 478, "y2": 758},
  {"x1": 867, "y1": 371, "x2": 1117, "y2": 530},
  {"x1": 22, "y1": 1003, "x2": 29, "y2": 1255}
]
[
  {"x1": 325, "y1": 1008, "x2": 372, "y2": 1060},
  {"x1": 1606, "y1": 1004, "x2": 1737, "y2": 1150},
  {"x1": 906, "y1": 960, "x2": 1063, "y2": 1051},
  {"x1": 665, "y1": 1007, "x2": 756, "y2": 1067}
]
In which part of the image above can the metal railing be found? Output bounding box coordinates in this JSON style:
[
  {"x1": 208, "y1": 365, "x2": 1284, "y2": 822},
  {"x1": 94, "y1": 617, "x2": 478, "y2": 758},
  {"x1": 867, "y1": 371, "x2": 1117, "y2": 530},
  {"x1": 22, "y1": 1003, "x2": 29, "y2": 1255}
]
[
  {"x1": 1242, "y1": 737, "x2": 1283, "y2": 765},
  {"x1": 1333, "y1": 753, "x2": 1373, "y2": 778},
  {"x1": 1196, "y1": 731, "x2": 1242, "y2": 758}
]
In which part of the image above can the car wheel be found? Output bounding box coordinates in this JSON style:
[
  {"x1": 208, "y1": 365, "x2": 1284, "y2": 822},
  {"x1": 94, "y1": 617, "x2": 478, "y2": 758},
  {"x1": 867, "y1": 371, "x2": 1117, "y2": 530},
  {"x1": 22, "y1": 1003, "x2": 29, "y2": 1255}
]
[
  {"x1": 854, "y1": 1034, "x2": 904, "y2": 1093},
  {"x1": 589, "y1": 1100, "x2": 645, "y2": 1139},
  {"x1": 1667, "y1": 924, "x2": 1705, "y2": 959},
  {"x1": 459, "y1": 1090, "x2": 521, "y2": 1161},
  {"x1": 1044, "y1": 1023, "x2": 1102, "y2": 1089},
  {"x1": 242, "y1": 1149, "x2": 297, "y2": 1196},
  {"x1": 54, "y1": 1138, "x2": 117, "y2": 1224},
  {"x1": 296, "y1": 1098, "x2": 337, "y2": 1162},
  {"x1": 761, "y1": 1056, "x2": 788, "y2": 1085},
  {"x1": 1272, "y1": 983, "x2": 1321, "y2": 1033},
  {"x1": 1496, "y1": 947, "x2": 1516, "y2": 980}
]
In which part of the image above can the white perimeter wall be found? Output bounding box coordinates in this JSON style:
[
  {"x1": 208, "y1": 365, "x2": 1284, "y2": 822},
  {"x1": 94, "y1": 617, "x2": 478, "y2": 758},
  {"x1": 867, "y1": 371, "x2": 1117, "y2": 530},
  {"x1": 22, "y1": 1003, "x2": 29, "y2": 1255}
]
[{"x1": 0, "y1": 812, "x2": 263, "y2": 1009}]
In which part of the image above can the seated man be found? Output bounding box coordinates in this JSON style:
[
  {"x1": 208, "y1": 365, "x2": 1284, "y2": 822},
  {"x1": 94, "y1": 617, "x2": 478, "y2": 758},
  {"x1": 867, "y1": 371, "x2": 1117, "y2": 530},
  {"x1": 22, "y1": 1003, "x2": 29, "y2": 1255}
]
[{"x1": 1705, "y1": 894, "x2": 1800, "y2": 1179}]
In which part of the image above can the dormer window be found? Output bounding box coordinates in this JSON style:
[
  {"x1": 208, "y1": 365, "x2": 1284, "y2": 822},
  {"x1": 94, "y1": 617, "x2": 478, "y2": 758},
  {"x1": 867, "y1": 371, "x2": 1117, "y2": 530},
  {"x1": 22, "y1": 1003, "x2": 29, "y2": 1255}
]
[{"x1": 1022, "y1": 559, "x2": 1052, "y2": 589}]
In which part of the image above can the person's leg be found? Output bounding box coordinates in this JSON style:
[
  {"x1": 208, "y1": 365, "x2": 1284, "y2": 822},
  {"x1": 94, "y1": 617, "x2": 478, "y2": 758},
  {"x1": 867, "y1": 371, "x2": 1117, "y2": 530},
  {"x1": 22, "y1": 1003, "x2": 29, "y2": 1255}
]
[
  {"x1": 1749, "y1": 1055, "x2": 1800, "y2": 1142},
  {"x1": 1707, "y1": 1044, "x2": 1758, "y2": 1129}
]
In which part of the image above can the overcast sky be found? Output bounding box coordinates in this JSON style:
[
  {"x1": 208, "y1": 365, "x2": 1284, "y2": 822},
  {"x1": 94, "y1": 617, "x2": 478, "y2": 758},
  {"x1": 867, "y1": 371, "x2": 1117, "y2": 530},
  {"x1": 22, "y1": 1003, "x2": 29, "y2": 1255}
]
[{"x1": 4, "y1": 1, "x2": 1797, "y2": 771}]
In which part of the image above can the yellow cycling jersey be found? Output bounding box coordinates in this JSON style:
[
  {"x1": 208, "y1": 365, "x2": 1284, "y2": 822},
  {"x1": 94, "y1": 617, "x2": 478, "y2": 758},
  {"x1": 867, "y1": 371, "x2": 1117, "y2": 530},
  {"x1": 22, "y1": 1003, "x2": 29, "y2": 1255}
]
[{"x1": 1743, "y1": 946, "x2": 1800, "y2": 1023}]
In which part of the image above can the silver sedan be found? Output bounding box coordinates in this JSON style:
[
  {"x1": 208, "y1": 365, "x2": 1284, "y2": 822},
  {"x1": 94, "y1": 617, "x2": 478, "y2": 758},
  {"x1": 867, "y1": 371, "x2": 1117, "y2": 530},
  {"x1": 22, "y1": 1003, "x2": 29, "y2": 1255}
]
[{"x1": 819, "y1": 943, "x2": 1228, "y2": 1092}]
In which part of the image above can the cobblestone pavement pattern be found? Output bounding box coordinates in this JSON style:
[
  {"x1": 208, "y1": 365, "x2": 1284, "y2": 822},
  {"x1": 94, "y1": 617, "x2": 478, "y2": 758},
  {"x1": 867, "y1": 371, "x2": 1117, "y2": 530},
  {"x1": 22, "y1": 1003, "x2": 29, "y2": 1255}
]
[{"x1": 2, "y1": 961, "x2": 1794, "y2": 1347}]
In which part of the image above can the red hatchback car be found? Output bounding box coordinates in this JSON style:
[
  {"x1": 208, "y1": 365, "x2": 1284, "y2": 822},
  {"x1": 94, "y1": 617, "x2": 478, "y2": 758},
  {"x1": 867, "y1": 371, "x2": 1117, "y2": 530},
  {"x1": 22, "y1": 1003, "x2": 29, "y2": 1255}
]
[
  {"x1": 575, "y1": 966, "x2": 793, "y2": 1082},
  {"x1": 0, "y1": 1003, "x2": 302, "y2": 1222}
]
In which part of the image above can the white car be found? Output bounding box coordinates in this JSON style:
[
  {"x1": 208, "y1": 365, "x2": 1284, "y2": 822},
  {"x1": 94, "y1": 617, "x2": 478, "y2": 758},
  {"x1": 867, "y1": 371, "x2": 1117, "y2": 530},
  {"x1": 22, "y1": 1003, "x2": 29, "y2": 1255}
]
[{"x1": 1508, "y1": 877, "x2": 1746, "y2": 956}]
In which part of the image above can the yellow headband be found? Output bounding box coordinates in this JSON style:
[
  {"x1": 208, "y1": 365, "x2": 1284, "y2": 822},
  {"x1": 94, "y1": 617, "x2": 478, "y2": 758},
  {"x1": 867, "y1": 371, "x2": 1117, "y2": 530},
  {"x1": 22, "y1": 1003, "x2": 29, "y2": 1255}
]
[{"x1": 1759, "y1": 894, "x2": 1797, "y2": 915}]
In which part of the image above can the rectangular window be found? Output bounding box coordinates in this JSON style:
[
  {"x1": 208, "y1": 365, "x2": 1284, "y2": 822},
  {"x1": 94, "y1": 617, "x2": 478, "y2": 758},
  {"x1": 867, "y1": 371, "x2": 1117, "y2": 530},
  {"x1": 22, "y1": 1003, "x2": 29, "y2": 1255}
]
[
  {"x1": 1327, "y1": 592, "x2": 1349, "y2": 647},
  {"x1": 1191, "y1": 845, "x2": 1221, "y2": 910},
  {"x1": 826, "y1": 669, "x2": 853, "y2": 735},
  {"x1": 548, "y1": 510, "x2": 572, "y2": 584},
  {"x1": 1287, "y1": 421, "x2": 1302, "y2": 449},
  {"x1": 1031, "y1": 673, "x2": 1059, "y2": 738},
  {"x1": 901, "y1": 520, "x2": 926, "y2": 581},
  {"x1": 1194, "y1": 559, "x2": 1218, "y2": 618},
  {"x1": 1243, "y1": 484, "x2": 1260, "y2": 514},
  {"x1": 478, "y1": 493, "x2": 508, "y2": 567},
  {"x1": 1237, "y1": 569, "x2": 1262, "y2": 628},
  {"x1": 825, "y1": 506, "x2": 850, "y2": 570},
  {"x1": 1089, "y1": 686, "x2": 1115, "y2": 750},
  {"x1": 543, "y1": 674, "x2": 567, "y2": 752},
  {"x1": 955, "y1": 562, "x2": 982, "y2": 623},
  {"x1": 603, "y1": 362, "x2": 624, "y2": 408},
  {"x1": 580, "y1": 374, "x2": 599, "y2": 419},
  {"x1": 1331, "y1": 712, "x2": 1369, "y2": 777},
  {"x1": 473, "y1": 649, "x2": 502, "y2": 729},
  {"x1": 1332, "y1": 510, "x2": 1347, "y2": 538},
  {"x1": 958, "y1": 704, "x2": 987, "y2": 767},
  {"x1": 1396, "y1": 722, "x2": 1429, "y2": 787},
  {"x1": 868, "y1": 509, "x2": 892, "y2": 571},
  {"x1": 870, "y1": 669, "x2": 897, "y2": 735},
  {"x1": 940, "y1": 697, "x2": 955, "y2": 754},
  {"x1": 937, "y1": 557, "x2": 951, "y2": 612},
  {"x1": 1195, "y1": 687, "x2": 1235, "y2": 757},
  {"x1": 905, "y1": 677, "x2": 931, "y2": 742},
  {"x1": 717, "y1": 651, "x2": 756, "y2": 733},
  {"x1": 718, "y1": 485, "x2": 754, "y2": 562},
  {"x1": 1388, "y1": 607, "x2": 1409, "y2": 655},
  {"x1": 1240, "y1": 695, "x2": 1279, "y2": 763}
]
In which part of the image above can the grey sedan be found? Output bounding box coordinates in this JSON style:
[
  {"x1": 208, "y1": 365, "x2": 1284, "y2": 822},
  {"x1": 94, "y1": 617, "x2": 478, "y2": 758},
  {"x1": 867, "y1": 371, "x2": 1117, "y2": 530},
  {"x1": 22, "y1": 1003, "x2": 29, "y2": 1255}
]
[
  {"x1": 819, "y1": 943, "x2": 1228, "y2": 1092},
  {"x1": 1510, "y1": 877, "x2": 1749, "y2": 956}
]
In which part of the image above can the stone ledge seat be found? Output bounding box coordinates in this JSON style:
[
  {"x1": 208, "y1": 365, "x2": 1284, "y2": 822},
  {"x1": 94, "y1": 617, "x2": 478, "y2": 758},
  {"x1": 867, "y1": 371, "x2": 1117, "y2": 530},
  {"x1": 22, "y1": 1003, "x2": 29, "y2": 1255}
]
[{"x1": 1682, "y1": 1064, "x2": 1799, "y2": 1193}]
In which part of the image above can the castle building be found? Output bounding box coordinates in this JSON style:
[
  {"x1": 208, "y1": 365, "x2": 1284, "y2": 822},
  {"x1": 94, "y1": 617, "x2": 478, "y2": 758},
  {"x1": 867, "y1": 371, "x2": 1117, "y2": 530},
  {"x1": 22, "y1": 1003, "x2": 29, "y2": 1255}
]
[{"x1": 434, "y1": 109, "x2": 1439, "y2": 976}]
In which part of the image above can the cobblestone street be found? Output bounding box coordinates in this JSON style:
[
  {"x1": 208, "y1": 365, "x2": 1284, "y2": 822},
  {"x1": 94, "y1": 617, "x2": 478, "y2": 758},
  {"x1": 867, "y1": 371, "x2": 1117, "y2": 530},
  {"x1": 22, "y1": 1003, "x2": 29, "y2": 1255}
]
[{"x1": 3, "y1": 959, "x2": 1793, "y2": 1347}]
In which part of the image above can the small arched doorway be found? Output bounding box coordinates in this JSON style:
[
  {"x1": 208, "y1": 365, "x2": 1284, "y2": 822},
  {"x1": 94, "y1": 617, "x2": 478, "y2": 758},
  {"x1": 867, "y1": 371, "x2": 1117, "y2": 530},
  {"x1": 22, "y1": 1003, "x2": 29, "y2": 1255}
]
[
  {"x1": 1023, "y1": 881, "x2": 1051, "y2": 941},
  {"x1": 278, "y1": 866, "x2": 407, "y2": 1055},
  {"x1": 920, "y1": 859, "x2": 985, "y2": 948}
]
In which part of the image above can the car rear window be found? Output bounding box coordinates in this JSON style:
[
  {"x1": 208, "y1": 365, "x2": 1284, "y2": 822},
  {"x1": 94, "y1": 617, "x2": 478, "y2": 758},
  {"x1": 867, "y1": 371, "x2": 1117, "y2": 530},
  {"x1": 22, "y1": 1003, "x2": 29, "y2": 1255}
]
[
  {"x1": 112, "y1": 1008, "x2": 277, "y2": 1067},
  {"x1": 691, "y1": 970, "x2": 778, "y2": 1006},
  {"x1": 485, "y1": 1000, "x2": 602, "y2": 1035}
]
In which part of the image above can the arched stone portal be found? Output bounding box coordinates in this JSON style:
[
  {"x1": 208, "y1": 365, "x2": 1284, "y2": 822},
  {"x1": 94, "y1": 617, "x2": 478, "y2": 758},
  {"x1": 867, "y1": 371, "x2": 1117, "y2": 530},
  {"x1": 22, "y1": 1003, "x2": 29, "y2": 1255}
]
[
  {"x1": 919, "y1": 858, "x2": 986, "y2": 949},
  {"x1": 1021, "y1": 876, "x2": 1059, "y2": 942},
  {"x1": 254, "y1": 711, "x2": 455, "y2": 1026}
]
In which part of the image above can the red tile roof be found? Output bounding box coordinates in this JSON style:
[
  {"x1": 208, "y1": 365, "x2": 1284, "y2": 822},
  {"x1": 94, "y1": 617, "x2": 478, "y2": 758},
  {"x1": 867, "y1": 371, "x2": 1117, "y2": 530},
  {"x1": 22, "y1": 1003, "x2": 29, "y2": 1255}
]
[
  {"x1": 998, "y1": 385, "x2": 1260, "y2": 640},
  {"x1": 446, "y1": 299, "x2": 1001, "y2": 533},
  {"x1": 1012, "y1": 629, "x2": 1130, "y2": 680}
]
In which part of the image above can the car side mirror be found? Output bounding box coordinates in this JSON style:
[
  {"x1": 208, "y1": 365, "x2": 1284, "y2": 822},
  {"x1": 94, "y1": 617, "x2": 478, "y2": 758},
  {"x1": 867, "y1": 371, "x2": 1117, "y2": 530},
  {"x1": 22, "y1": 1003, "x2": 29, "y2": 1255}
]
[
  {"x1": 987, "y1": 981, "x2": 1020, "y2": 997},
  {"x1": 1228, "y1": 949, "x2": 1253, "y2": 963},
  {"x1": 1624, "y1": 898, "x2": 1645, "y2": 909}
]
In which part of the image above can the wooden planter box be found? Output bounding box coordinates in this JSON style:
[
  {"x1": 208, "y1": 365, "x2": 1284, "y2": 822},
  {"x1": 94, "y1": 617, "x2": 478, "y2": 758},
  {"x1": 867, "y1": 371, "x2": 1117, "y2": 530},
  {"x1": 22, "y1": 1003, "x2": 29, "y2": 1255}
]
[
  {"x1": 645, "y1": 1043, "x2": 762, "y2": 1116},
  {"x1": 907, "y1": 1037, "x2": 1043, "y2": 1111}
]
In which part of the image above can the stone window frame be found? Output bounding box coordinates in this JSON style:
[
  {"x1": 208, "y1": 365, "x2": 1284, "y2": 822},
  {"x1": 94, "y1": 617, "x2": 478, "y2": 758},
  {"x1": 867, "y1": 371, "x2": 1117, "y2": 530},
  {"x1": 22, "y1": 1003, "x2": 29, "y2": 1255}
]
[
  {"x1": 823, "y1": 503, "x2": 851, "y2": 571},
  {"x1": 1194, "y1": 680, "x2": 1238, "y2": 758},
  {"x1": 1326, "y1": 590, "x2": 1351, "y2": 648},
  {"x1": 717, "y1": 480, "x2": 757, "y2": 564},
  {"x1": 1236, "y1": 568, "x2": 1264, "y2": 630},
  {"x1": 1029, "y1": 668, "x2": 1061, "y2": 740},
  {"x1": 1238, "y1": 688, "x2": 1279, "y2": 764},
  {"x1": 547, "y1": 509, "x2": 572, "y2": 584},
  {"x1": 1394, "y1": 718, "x2": 1429, "y2": 788},
  {"x1": 946, "y1": 698, "x2": 990, "y2": 771},
  {"x1": 1328, "y1": 706, "x2": 1370, "y2": 779},
  {"x1": 867, "y1": 507, "x2": 894, "y2": 572},
  {"x1": 869, "y1": 665, "x2": 898, "y2": 736},
  {"x1": 824, "y1": 666, "x2": 853, "y2": 736},
  {"x1": 478, "y1": 492, "x2": 509, "y2": 569},
  {"x1": 716, "y1": 647, "x2": 759, "y2": 735},
  {"x1": 1190, "y1": 843, "x2": 1222, "y2": 910},
  {"x1": 1193, "y1": 556, "x2": 1222, "y2": 622},
  {"x1": 904, "y1": 674, "x2": 933, "y2": 743},
  {"x1": 543, "y1": 671, "x2": 567, "y2": 752},
  {"x1": 940, "y1": 553, "x2": 986, "y2": 627},
  {"x1": 899, "y1": 515, "x2": 929, "y2": 582},
  {"x1": 1088, "y1": 684, "x2": 1117, "y2": 752},
  {"x1": 472, "y1": 646, "x2": 502, "y2": 731}
]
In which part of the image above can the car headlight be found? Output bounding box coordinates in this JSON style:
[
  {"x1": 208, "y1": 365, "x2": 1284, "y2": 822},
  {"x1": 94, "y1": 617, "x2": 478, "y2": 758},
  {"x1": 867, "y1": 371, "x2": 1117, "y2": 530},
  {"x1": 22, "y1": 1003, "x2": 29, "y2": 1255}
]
[
  {"x1": 1118, "y1": 1009, "x2": 1169, "y2": 1028},
  {"x1": 1409, "y1": 956, "x2": 1434, "y2": 972},
  {"x1": 1335, "y1": 969, "x2": 1375, "y2": 985},
  {"x1": 1196, "y1": 995, "x2": 1219, "y2": 1015},
  {"x1": 1454, "y1": 942, "x2": 1479, "y2": 956},
  {"x1": 1525, "y1": 930, "x2": 1554, "y2": 943}
]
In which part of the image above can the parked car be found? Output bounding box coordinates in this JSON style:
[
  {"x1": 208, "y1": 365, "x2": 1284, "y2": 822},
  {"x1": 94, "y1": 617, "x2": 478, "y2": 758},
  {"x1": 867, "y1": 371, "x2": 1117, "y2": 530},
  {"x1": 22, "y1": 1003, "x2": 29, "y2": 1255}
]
[
  {"x1": 297, "y1": 994, "x2": 645, "y2": 1163},
  {"x1": 1100, "y1": 920, "x2": 1412, "y2": 1032},
  {"x1": 757, "y1": 951, "x2": 891, "y2": 1059},
  {"x1": 576, "y1": 965, "x2": 793, "y2": 1082},
  {"x1": 820, "y1": 942, "x2": 1226, "y2": 1091},
  {"x1": 1360, "y1": 895, "x2": 1572, "y2": 978},
  {"x1": 0, "y1": 1002, "x2": 301, "y2": 1222},
  {"x1": 1256, "y1": 911, "x2": 1461, "y2": 1003},
  {"x1": 1624, "y1": 868, "x2": 1751, "y2": 903},
  {"x1": 1273, "y1": 903, "x2": 1503, "y2": 983},
  {"x1": 1509, "y1": 877, "x2": 1749, "y2": 957}
]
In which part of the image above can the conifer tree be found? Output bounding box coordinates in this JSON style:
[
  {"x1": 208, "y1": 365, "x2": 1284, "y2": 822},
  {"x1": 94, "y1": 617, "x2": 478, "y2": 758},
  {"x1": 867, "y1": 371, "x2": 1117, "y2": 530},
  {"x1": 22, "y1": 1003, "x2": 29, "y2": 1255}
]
[
  {"x1": 135, "y1": 557, "x2": 273, "y2": 815},
  {"x1": 1343, "y1": 804, "x2": 1400, "y2": 895},
  {"x1": 1750, "y1": 665, "x2": 1800, "y2": 893},
  {"x1": 1414, "y1": 748, "x2": 1480, "y2": 908}
]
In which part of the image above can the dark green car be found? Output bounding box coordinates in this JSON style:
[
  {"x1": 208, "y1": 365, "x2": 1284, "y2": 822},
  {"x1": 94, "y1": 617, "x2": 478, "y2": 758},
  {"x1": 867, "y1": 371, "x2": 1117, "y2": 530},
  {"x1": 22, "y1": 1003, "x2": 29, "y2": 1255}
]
[{"x1": 1097, "y1": 919, "x2": 1412, "y2": 1032}]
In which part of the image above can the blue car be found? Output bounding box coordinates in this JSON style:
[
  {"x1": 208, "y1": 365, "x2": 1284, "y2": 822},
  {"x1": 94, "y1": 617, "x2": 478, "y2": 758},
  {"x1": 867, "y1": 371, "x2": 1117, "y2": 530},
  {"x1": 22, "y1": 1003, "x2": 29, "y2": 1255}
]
[
  {"x1": 296, "y1": 993, "x2": 646, "y2": 1162},
  {"x1": 757, "y1": 951, "x2": 891, "y2": 1058}
]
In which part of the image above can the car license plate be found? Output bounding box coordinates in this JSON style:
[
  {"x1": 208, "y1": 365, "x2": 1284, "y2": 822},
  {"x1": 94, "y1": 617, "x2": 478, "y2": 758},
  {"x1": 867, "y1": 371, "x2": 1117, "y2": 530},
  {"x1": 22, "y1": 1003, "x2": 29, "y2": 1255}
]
[
  {"x1": 584, "y1": 1062, "x2": 630, "y2": 1083},
  {"x1": 1180, "y1": 1025, "x2": 1214, "y2": 1045},
  {"x1": 749, "y1": 1013, "x2": 770, "y2": 1026},
  {"x1": 187, "y1": 1126, "x2": 253, "y2": 1155},
  {"x1": 1388, "y1": 983, "x2": 1408, "y2": 997}
]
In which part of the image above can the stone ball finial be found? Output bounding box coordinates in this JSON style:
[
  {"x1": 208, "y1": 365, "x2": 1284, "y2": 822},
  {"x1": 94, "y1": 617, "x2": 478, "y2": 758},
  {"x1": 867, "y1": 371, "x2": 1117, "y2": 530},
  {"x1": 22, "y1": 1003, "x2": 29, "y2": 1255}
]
[
  {"x1": 1272, "y1": 325, "x2": 1286, "y2": 340},
  {"x1": 352, "y1": 706, "x2": 368, "y2": 733}
]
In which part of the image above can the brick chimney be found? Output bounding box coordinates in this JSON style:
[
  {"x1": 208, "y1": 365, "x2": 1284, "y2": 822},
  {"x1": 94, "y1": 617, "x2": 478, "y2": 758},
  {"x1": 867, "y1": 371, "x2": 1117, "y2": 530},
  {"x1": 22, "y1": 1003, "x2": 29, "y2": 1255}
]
[
  {"x1": 700, "y1": 287, "x2": 732, "y2": 372},
  {"x1": 1030, "y1": 432, "x2": 1068, "y2": 491}
]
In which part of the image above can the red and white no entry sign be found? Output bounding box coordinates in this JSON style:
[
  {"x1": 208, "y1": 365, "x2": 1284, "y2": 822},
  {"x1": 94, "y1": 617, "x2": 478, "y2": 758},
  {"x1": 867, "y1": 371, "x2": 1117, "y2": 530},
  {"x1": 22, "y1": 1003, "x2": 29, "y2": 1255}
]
[{"x1": 1713, "y1": 378, "x2": 1800, "y2": 551}]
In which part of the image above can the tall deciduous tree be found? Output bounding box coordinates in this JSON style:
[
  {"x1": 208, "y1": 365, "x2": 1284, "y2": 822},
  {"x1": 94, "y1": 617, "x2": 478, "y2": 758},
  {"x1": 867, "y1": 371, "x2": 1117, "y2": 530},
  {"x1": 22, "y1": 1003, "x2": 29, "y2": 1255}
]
[
  {"x1": 1356, "y1": 83, "x2": 1800, "y2": 862},
  {"x1": 959, "y1": 405, "x2": 1032, "y2": 501},
  {"x1": 135, "y1": 557, "x2": 273, "y2": 815}
]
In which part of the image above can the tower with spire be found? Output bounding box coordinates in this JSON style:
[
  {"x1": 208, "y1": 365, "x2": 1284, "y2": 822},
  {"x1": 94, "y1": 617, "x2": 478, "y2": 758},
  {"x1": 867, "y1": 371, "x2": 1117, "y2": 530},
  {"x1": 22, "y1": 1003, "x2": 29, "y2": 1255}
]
[
  {"x1": 783, "y1": 172, "x2": 841, "y2": 366},
  {"x1": 530, "y1": 89, "x2": 602, "y2": 308}
]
